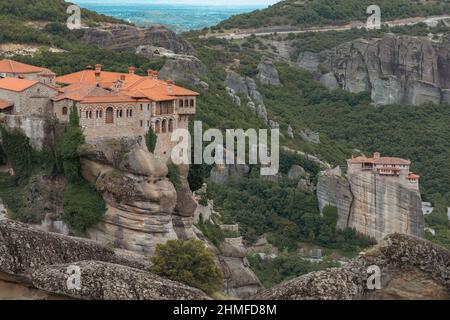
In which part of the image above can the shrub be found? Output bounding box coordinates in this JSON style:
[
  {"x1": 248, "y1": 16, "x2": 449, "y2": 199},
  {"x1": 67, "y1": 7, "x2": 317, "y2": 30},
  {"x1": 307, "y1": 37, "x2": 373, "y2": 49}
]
[
  {"x1": 145, "y1": 127, "x2": 157, "y2": 153},
  {"x1": 62, "y1": 182, "x2": 106, "y2": 234},
  {"x1": 0, "y1": 126, "x2": 33, "y2": 180},
  {"x1": 151, "y1": 240, "x2": 223, "y2": 294},
  {"x1": 168, "y1": 163, "x2": 181, "y2": 191}
]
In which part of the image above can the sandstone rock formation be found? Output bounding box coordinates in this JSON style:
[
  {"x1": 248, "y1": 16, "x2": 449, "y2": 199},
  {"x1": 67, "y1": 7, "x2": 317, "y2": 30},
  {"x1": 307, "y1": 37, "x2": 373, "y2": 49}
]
[
  {"x1": 253, "y1": 233, "x2": 450, "y2": 300},
  {"x1": 319, "y1": 34, "x2": 450, "y2": 105},
  {"x1": 82, "y1": 24, "x2": 195, "y2": 55},
  {"x1": 0, "y1": 219, "x2": 209, "y2": 300},
  {"x1": 79, "y1": 137, "x2": 179, "y2": 255},
  {"x1": 257, "y1": 58, "x2": 281, "y2": 86},
  {"x1": 159, "y1": 55, "x2": 207, "y2": 85},
  {"x1": 31, "y1": 261, "x2": 208, "y2": 300},
  {"x1": 317, "y1": 166, "x2": 424, "y2": 241}
]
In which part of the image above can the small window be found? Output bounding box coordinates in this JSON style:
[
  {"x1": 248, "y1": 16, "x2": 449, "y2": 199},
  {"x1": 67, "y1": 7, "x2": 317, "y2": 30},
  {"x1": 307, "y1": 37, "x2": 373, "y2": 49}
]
[
  {"x1": 140, "y1": 104, "x2": 143, "y2": 110},
  {"x1": 147, "y1": 120, "x2": 150, "y2": 127},
  {"x1": 180, "y1": 100, "x2": 184, "y2": 107},
  {"x1": 147, "y1": 105, "x2": 150, "y2": 111},
  {"x1": 185, "y1": 99, "x2": 189, "y2": 107},
  {"x1": 62, "y1": 107, "x2": 68, "y2": 115},
  {"x1": 140, "y1": 120, "x2": 143, "y2": 127},
  {"x1": 190, "y1": 99, "x2": 194, "y2": 107},
  {"x1": 129, "y1": 109, "x2": 133, "y2": 117}
]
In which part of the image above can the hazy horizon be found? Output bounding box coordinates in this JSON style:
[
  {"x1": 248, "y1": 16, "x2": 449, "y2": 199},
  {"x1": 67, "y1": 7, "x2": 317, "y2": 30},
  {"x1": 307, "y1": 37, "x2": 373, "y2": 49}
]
[{"x1": 74, "y1": 0, "x2": 279, "y2": 7}]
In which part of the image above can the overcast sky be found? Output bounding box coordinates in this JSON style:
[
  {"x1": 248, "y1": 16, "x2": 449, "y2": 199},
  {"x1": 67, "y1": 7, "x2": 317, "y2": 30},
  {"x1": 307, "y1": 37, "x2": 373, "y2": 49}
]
[{"x1": 75, "y1": 0, "x2": 279, "y2": 6}]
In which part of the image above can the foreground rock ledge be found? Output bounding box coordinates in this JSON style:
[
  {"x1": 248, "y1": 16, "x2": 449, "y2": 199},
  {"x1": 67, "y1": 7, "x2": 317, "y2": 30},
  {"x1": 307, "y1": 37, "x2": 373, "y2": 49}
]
[
  {"x1": 0, "y1": 220, "x2": 209, "y2": 300},
  {"x1": 253, "y1": 233, "x2": 450, "y2": 300}
]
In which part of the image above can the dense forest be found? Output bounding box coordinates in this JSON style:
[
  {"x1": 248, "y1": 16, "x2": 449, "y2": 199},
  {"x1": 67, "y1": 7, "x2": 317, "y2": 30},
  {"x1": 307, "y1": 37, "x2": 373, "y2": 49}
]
[{"x1": 217, "y1": 0, "x2": 450, "y2": 29}]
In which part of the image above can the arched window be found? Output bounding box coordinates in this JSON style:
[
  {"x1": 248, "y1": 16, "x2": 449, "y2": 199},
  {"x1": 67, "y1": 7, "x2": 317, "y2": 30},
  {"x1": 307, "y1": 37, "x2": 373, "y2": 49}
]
[
  {"x1": 162, "y1": 119, "x2": 167, "y2": 133},
  {"x1": 62, "y1": 107, "x2": 68, "y2": 115},
  {"x1": 169, "y1": 119, "x2": 174, "y2": 132},
  {"x1": 106, "y1": 107, "x2": 114, "y2": 124},
  {"x1": 99, "y1": 110, "x2": 103, "y2": 118},
  {"x1": 190, "y1": 99, "x2": 194, "y2": 107},
  {"x1": 155, "y1": 120, "x2": 161, "y2": 133}
]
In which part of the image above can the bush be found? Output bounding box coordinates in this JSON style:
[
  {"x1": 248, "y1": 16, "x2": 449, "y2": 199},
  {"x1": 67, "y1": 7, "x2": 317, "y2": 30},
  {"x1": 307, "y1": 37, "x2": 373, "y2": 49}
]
[
  {"x1": 151, "y1": 240, "x2": 224, "y2": 294},
  {"x1": 145, "y1": 127, "x2": 157, "y2": 153},
  {"x1": 0, "y1": 126, "x2": 34, "y2": 180},
  {"x1": 62, "y1": 182, "x2": 106, "y2": 234},
  {"x1": 168, "y1": 163, "x2": 181, "y2": 191}
]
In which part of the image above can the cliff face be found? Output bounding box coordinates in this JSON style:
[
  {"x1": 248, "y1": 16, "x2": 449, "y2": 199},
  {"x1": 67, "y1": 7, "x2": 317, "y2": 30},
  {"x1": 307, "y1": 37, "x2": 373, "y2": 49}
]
[
  {"x1": 319, "y1": 35, "x2": 450, "y2": 105},
  {"x1": 79, "y1": 137, "x2": 182, "y2": 255},
  {"x1": 317, "y1": 167, "x2": 424, "y2": 242},
  {"x1": 253, "y1": 233, "x2": 450, "y2": 300},
  {"x1": 81, "y1": 24, "x2": 196, "y2": 55}
]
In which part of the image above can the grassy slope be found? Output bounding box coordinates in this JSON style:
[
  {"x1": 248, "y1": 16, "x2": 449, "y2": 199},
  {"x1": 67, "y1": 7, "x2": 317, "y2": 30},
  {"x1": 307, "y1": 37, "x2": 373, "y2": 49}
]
[{"x1": 217, "y1": 0, "x2": 450, "y2": 29}]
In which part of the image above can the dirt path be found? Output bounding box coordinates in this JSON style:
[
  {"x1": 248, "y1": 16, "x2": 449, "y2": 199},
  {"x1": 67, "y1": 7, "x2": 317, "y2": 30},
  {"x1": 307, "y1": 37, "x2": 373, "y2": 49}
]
[{"x1": 202, "y1": 15, "x2": 450, "y2": 40}]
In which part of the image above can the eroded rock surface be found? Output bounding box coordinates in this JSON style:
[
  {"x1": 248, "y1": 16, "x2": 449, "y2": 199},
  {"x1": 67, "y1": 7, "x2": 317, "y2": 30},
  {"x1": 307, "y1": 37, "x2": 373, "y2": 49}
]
[
  {"x1": 79, "y1": 137, "x2": 178, "y2": 255},
  {"x1": 317, "y1": 166, "x2": 424, "y2": 241},
  {"x1": 159, "y1": 55, "x2": 207, "y2": 85},
  {"x1": 82, "y1": 24, "x2": 195, "y2": 55},
  {"x1": 253, "y1": 233, "x2": 450, "y2": 300},
  {"x1": 320, "y1": 35, "x2": 450, "y2": 105},
  {"x1": 257, "y1": 58, "x2": 281, "y2": 86}
]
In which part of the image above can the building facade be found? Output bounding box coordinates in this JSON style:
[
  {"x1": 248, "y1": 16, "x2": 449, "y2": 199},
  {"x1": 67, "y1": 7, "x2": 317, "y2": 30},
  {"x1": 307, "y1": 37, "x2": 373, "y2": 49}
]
[{"x1": 348, "y1": 152, "x2": 420, "y2": 190}]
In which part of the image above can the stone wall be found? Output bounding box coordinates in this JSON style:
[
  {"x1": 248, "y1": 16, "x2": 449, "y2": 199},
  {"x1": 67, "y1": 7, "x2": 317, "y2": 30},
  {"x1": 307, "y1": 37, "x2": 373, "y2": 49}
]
[{"x1": 0, "y1": 83, "x2": 57, "y2": 116}]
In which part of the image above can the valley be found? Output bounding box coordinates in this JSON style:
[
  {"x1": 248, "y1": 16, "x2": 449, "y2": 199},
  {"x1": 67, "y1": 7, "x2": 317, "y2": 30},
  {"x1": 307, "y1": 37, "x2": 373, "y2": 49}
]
[{"x1": 0, "y1": 0, "x2": 449, "y2": 301}]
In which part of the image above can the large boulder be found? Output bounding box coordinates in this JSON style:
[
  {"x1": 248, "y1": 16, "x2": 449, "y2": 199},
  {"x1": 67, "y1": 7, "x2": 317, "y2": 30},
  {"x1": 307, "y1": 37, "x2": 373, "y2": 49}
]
[
  {"x1": 159, "y1": 55, "x2": 207, "y2": 85},
  {"x1": 257, "y1": 58, "x2": 281, "y2": 86},
  {"x1": 80, "y1": 137, "x2": 178, "y2": 255},
  {"x1": 31, "y1": 261, "x2": 209, "y2": 300},
  {"x1": 82, "y1": 24, "x2": 195, "y2": 55},
  {"x1": 253, "y1": 233, "x2": 450, "y2": 300}
]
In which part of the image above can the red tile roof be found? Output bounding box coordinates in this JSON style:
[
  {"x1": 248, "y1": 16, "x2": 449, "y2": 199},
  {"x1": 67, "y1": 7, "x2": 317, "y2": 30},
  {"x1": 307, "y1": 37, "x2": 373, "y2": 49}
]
[
  {"x1": 0, "y1": 59, "x2": 48, "y2": 74},
  {"x1": 0, "y1": 77, "x2": 38, "y2": 92},
  {"x1": 0, "y1": 99, "x2": 13, "y2": 110},
  {"x1": 408, "y1": 173, "x2": 420, "y2": 180},
  {"x1": 350, "y1": 153, "x2": 411, "y2": 165},
  {"x1": 56, "y1": 69, "x2": 199, "y2": 102}
]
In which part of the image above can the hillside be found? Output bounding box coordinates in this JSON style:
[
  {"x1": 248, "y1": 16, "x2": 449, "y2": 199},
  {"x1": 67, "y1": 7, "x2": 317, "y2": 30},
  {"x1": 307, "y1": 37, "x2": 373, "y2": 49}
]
[
  {"x1": 1, "y1": 0, "x2": 450, "y2": 293},
  {"x1": 217, "y1": 0, "x2": 450, "y2": 30},
  {"x1": 0, "y1": 0, "x2": 126, "y2": 26}
]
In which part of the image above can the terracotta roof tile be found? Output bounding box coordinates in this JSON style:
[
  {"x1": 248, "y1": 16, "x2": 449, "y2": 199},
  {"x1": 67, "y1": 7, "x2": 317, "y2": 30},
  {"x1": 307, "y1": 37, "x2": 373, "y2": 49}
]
[
  {"x1": 0, "y1": 77, "x2": 38, "y2": 92},
  {"x1": 0, "y1": 99, "x2": 13, "y2": 110},
  {"x1": 56, "y1": 69, "x2": 199, "y2": 102},
  {"x1": 0, "y1": 59, "x2": 48, "y2": 74},
  {"x1": 350, "y1": 154, "x2": 411, "y2": 165}
]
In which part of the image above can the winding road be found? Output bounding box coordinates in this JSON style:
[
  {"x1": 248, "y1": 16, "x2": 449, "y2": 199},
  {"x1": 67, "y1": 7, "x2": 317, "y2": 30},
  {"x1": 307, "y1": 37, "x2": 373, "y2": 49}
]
[{"x1": 202, "y1": 14, "x2": 450, "y2": 40}]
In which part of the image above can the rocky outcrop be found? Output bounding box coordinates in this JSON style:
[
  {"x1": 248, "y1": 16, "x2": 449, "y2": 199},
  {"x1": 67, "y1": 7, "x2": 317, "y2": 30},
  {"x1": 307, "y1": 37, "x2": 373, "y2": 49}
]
[
  {"x1": 0, "y1": 220, "x2": 149, "y2": 276},
  {"x1": 317, "y1": 166, "x2": 424, "y2": 241},
  {"x1": 159, "y1": 55, "x2": 207, "y2": 85},
  {"x1": 300, "y1": 129, "x2": 320, "y2": 145},
  {"x1": 0, "y1": 115, "x2": 50, "y2": 150},
  {"x1": 317, "y1": 166, "x2": 353, "y2": 230},
  {"x1": 31, "y1": 261, "x2": 208, "y2": 300},
  {"x1": 253, "y1": 233, "x2": 450, "y2": 300},
  {"x1": 320, "y1": 34, "x2": 450, "y2": 105},
  {"x1": 216, "y1": 237, "x2": 262, "y2": 299},
  {"x1": 79, "y1": 137, "x2": 179, "y2": 255},
  {"x1": 297, "y1": 51, "x2": 320, "y2": 73},
  {"x1": 82, "y1": 24, "x2": 195, "y2": 55},
  {"x1": 0, "y1": 219, "x2": 209, "y2": 300},
  {"x1": 257, "y1": 58, "x2": 281, "y2": 86}
]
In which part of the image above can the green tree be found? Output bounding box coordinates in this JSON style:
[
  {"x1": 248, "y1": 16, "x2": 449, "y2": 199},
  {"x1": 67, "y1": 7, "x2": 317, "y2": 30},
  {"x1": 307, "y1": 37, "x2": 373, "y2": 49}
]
[
  {"x1": 145, "y1": 127, "x2": 157, "y2": 153},
  {"x1": 322, "y1": 205, "x2": 339, "y2": 230},
  {"x1": 151, "y1": 240, "x2": 224, "y2": 294}
]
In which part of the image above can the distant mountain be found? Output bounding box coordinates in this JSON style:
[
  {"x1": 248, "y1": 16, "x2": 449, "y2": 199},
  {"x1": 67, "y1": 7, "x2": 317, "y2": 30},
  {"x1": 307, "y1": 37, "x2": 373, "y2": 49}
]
[{"x1": 217, "y1": 0, "x2": 450, "y2": 29}]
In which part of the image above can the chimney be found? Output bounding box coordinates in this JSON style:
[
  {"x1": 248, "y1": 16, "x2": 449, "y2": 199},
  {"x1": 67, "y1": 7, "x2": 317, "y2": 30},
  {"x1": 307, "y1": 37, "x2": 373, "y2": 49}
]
[
  {"x1": 373, "y1": 152, "x2": 381, "y2": 159},
  {"x1": 128, "y1": 66, "x2": 136, "y2": 74},
  {"x1": 148, "y1": 70, "x2": 159, "y2": 80},
  {"x1": 120, "y1": 74, "x2": 126, "y2": 81},
  {"x1": 167, "y1": 79, "x2": 173, "y2": 93},
  {"x1": 94, "y1": 64, "x2": 102, "y2": 82}
]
